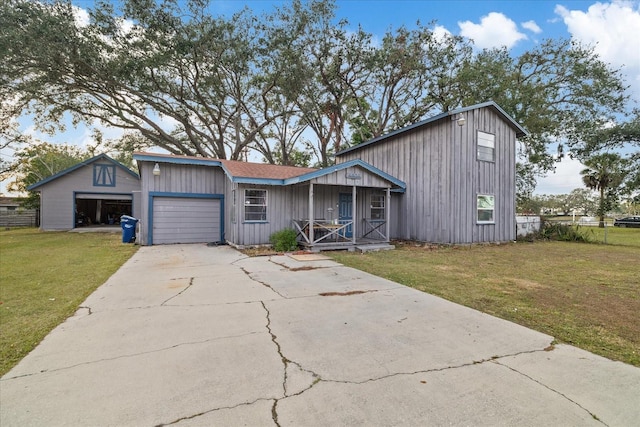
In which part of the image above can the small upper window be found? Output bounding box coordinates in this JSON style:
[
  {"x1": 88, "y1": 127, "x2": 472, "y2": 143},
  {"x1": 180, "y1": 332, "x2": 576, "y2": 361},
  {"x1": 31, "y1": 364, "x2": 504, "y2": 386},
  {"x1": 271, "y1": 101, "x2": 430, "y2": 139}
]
[
  {"x1": 477, "y1": 194, "x2": 495, "y2": 223},
  {"x1": 244, "y1": 189, "x2": 267, "y2": 222},
  {"x1": 477, "y1": 131, "x2": 495, "y2": 162},
  {"x1": 370, "y1": 194, "x2": 385, "y2": 220},
  {"x1": 93, "y1": 164, "x2": 116, "y2": 187}
]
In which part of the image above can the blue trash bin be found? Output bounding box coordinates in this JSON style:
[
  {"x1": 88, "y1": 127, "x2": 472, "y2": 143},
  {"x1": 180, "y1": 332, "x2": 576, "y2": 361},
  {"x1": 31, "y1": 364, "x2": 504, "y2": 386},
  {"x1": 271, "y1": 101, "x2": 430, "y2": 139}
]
[{"x1": 120, "y1": 215, "x2": 138, "y2": 243}]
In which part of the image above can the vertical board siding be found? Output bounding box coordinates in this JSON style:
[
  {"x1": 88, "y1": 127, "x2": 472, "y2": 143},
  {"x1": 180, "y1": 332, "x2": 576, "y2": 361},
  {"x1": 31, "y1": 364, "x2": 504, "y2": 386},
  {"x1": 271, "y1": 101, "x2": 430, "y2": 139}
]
[
  {"x1": 235, "y1": 184, "x2": 294, "y2": 246},
  {"x1": 338, "y1": 106, "x2": 517, "y2": 244},
  {"x1": 224, "y1": 182, "x2": 236, "y2": 245},
  {"x1": 139, "y1": 162, "x2": 226, "y2": 245}
]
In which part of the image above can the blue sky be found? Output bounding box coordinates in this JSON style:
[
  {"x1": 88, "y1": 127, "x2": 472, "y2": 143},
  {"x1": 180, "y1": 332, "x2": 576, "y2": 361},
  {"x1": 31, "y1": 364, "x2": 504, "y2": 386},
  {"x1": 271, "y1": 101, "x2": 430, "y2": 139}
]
[{"x1": 3, "y1": 0, "x2": 640, "y2": 196}]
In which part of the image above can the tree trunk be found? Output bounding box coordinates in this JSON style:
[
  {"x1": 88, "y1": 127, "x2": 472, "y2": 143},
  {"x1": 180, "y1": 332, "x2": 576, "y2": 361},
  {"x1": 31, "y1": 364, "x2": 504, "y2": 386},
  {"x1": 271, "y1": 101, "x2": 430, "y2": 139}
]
[{"x1": 598, "y1": 187, "x2": 605, "y2": 228}]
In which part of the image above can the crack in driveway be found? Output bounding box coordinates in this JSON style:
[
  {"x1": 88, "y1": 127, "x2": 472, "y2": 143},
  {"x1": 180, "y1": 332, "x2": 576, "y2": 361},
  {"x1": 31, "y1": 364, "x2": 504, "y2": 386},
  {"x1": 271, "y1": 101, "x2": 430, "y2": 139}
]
[
  {"x1": 259, "y1": 301, "x2": 321, "y2": 426},
  {"x1": 154, "y1": 398, "x2": 278, "y2": 427},
  {"x1": 235, "y1": 263, "x2": 287, "y2": 299},
  {"x1": 492, "y1": 359, "x2": 607, "y2": 425},
  {"x1": 0, "y1": 331, "x2": 262, "y2": 381},
  {"x1": 161, "y1": 277, "x2": 194, "y2": 305}
]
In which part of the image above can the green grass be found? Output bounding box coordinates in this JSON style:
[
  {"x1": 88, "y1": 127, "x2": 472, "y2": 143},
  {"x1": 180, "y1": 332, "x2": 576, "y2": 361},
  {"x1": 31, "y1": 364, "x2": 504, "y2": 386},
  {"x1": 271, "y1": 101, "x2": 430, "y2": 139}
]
[
  {"x1": 0, "y1": 228, "x2": 138, "y2": 376},
  {"x1": 329, "y1": 241, "x2": 640, "y2": 366},
  {"x1": 583, "y1": 226, "x2": 640, "y2": 246}
]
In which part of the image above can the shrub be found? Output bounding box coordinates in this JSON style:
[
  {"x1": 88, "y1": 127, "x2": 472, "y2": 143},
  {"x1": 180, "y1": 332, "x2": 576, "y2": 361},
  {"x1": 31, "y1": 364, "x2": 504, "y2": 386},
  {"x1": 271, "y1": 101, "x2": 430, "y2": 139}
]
[
  {"x1": 535, "y1": 220, "x2": 594, "y2": 242},
  {"x1": 269, "y1": 228, "x2": 299, "y2": 252}
]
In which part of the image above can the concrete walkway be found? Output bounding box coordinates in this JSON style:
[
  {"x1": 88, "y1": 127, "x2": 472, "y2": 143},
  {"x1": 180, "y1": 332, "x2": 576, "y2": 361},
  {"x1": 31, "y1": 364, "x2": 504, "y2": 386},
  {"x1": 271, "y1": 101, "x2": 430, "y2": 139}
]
[{"x1": 1, "y1": 245, "x2": 638, "y2": 426}]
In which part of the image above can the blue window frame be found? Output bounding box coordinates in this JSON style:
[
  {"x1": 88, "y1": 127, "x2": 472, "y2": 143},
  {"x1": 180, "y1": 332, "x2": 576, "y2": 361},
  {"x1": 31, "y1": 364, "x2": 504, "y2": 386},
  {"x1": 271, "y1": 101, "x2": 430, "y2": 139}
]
[{"x1": 93, "y1": 164, "x2": 116, "y2": 187}]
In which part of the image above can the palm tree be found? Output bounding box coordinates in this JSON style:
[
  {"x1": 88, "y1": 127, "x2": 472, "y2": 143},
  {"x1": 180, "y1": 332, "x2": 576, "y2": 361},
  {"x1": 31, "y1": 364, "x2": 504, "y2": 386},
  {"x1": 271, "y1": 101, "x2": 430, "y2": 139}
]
[{"x1": 580, "y1": 153, "x2": 628, "y2": 227}]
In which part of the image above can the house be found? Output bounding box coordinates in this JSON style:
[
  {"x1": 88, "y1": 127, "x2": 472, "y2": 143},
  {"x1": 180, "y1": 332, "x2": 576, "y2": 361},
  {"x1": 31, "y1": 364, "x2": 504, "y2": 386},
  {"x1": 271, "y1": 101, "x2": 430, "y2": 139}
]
[
  {"x1": 0, "y1": 197, "x2": 21, "y2": 212},
  {"x1": 336, "y1": 101, "x2": 527, "y2": 244},
  {"x1": 132, "y1": 153, "x2": 405, "y2": 248},
  {"x1": 27, "y1": 154, "x2": 141, "y2": 230},
  {"x1": 133, "y1": 101, "x2": 525, "y2": 248},
  {"x1": 28, "y1": 101, "x2": 525, "y2": 247}
]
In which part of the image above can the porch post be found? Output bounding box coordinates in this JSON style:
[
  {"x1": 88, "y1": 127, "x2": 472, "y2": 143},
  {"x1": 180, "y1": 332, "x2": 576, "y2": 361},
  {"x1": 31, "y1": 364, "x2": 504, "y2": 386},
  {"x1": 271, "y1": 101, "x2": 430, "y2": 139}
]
[
  {"x1": 385, "y1": 187, "x2": 391, "y2": 243},
  {"x1": 308, "y1": 183, "x2": 314, "y2": 243},
  {"x1": 352, "y1": 185, "x2": 357, "y2": 244}
]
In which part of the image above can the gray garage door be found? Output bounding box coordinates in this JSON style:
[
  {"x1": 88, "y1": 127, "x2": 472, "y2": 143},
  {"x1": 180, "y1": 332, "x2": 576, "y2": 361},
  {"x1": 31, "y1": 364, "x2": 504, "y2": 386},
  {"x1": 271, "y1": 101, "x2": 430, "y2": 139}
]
[{"x1": 152, "y1": 197, "x2": 222, "y2": 244}]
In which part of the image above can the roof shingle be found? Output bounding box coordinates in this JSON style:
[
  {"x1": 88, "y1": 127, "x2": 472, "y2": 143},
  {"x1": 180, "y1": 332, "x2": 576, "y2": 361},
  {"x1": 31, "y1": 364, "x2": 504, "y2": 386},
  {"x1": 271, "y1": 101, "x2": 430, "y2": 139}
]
[{"x1": 133, "y1": 152, "x2": 317, "y2": 180}]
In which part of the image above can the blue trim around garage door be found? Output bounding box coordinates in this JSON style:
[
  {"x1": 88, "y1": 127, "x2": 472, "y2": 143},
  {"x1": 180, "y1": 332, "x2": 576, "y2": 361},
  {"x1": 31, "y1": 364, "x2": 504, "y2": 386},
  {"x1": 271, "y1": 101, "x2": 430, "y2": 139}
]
[{"x1": 148, "y1": 192, "x2": 225, "y2": 245}]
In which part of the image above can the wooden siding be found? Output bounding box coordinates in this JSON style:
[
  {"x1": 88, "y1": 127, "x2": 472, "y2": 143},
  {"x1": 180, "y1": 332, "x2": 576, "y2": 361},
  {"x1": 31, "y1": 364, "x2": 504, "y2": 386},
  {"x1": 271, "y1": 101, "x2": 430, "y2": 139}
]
[
  {"x1": 36, "y1": 161, "x2": 140, "y2": 230},
  {"x1": 338, "y1": 107, "x2": 516, "y2": 243},
  {"x1": 225, "y1": 183, "x2": 393, "y2": 246},
  {"x1": 231, "y1": 184, "x2": 294, "y2": 246},
  {"x1": 310, "y1": 166, "x2": 391, "y2": 188},
  {"x1": 138, "y1": 162, "x2": 226, "y2": 245}
]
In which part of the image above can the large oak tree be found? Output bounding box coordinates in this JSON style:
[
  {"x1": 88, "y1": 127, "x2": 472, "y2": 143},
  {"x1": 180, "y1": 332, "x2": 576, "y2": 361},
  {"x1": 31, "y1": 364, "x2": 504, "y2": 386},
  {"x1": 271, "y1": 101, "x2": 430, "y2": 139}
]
[{"x1": 1, "y1": 0, "x2": 631, "y2": 196}]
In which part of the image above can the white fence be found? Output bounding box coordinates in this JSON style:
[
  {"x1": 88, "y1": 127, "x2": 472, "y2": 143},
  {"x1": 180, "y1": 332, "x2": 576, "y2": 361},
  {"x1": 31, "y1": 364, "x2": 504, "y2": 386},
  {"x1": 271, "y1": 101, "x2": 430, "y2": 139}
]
[{"x1": 516, "y1": 216, "x2": 541, "y2": 237}]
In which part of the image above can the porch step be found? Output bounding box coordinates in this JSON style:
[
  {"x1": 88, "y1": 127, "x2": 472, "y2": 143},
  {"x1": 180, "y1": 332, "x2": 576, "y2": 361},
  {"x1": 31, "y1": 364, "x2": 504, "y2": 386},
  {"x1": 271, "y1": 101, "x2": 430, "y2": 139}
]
[{"x1": 355, "y1": 243, "x2": 395, "y2": 253}]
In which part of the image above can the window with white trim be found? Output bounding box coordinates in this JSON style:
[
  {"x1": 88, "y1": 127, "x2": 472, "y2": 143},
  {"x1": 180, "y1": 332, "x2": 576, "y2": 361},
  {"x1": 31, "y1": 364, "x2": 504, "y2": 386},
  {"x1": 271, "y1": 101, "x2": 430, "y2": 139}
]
[
  {"x1": 477, "y1": 131, "x2": 495, "y2": 162},
  {"x1": 244, "y1": 189, "x2": 267, "y2": 222},
  {"x1": 370, "y1": 194, "x2": 385, "y2": 220},
  {"x1": 477, "y1": 194, "x2": 495, "y2": 223}
]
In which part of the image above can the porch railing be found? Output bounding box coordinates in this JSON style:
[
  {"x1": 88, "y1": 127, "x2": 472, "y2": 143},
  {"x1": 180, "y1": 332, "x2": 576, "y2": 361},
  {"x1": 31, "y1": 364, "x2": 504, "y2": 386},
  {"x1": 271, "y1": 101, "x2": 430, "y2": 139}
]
[
  {"x1": 362, "y1": 218, "x2": 387, "y2": 240},
  {"x1": 293, "y1": 219, "x2": 354, "y2": 244}
]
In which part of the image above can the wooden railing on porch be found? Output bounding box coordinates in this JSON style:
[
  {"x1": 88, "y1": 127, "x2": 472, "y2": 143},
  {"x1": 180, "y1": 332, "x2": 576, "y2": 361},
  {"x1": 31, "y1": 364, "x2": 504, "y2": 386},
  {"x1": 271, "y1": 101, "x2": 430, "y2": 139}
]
[
  {"x1": 293, "y1": 219, "x2": 354, "y2": 245},
  {"x1": 361, "y1": 218, "x2": 387, "y2": 240}
]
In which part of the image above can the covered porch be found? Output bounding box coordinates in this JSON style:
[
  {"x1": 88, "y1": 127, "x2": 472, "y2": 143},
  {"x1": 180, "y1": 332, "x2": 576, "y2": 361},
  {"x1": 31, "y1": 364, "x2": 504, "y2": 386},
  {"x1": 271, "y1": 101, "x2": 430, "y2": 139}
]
[{"x1": 286, "y1": 160, "x2": 405, "y2": 252}]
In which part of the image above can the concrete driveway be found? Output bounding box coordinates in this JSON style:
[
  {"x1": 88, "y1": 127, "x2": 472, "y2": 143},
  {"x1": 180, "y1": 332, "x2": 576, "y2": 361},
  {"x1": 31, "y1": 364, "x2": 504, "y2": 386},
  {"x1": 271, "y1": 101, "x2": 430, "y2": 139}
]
[{"x1": 1, "y1": 244, "x2": 638, "y2": 426}]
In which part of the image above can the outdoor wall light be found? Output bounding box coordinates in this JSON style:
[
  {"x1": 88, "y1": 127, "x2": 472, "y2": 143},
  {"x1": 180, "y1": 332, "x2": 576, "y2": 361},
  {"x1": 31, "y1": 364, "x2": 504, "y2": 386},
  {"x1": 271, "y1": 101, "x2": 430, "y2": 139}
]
[
  {"x1": 152, "y1": 163, "x2": 161, "y2": 176},
  {"x1": 456, "y1": 113, "x2": 466, "y2": 126}
]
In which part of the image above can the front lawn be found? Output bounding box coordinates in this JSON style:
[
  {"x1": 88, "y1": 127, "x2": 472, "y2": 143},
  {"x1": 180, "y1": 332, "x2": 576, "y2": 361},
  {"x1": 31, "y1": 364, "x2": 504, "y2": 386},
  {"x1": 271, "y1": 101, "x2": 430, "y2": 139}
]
[
  {"x1": 329, "y1": 240, "x2": 640, "y2": 366},
  {"x1": 0, "y1": 228, "x2": 138, "y2": 376},
  {"x1": 581, "y1": 226, "x2": 640, "y2": 246}
]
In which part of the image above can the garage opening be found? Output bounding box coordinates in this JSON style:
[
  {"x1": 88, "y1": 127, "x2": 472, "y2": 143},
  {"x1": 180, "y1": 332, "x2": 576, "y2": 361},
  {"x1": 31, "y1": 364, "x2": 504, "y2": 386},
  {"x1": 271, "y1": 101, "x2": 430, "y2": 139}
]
[{"x1": 75, "y1": 193, "x2": 133, "y2": 227}]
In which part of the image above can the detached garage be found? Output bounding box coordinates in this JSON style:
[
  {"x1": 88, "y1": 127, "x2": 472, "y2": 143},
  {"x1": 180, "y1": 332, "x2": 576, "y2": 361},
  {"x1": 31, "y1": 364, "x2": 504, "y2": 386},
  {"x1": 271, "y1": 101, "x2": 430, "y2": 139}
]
[
  {"x1": 28, "y1": 154, "x2": 141, "y2": 230},
  {"x1": 149, "y1": 195, "x2": 223, "y2": 244}
]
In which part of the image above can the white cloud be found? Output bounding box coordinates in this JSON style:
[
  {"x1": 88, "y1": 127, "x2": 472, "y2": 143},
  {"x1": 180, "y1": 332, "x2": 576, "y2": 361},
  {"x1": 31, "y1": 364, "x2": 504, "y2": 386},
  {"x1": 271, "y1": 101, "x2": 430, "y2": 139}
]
[
  {"x1": 458, "y1": 12, "x2": 527, "y2": 49},
  {"x1": 72, "y1": 5, "x2": 90, "y2": 27},
  {"x1": 521, "y1": 20, "x2": 542, "y2": 34},
  {"x1": 555, "y1": 1, "x2": 640, "y2": 100},
  {"x1": 432, "y1": 24, "x2": 452, "y2": 43},
  {"x1": 535, "y1": 157, "x2": 586, "y2": 195}
]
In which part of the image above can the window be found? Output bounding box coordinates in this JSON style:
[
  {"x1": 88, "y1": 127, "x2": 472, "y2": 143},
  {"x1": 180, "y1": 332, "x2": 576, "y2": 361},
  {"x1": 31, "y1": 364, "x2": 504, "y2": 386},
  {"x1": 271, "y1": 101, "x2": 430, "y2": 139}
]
[
  {"x1": 477, "y1": 195, "x2": 495, "y2": 223},
  {"x1": 244, "y1": 189, "x2": 267, "y2": 222},
  {"x1": 477, "y1": 131, "x2": 495, "y2": 162},
  {"x1": 93, "y1": 164, "x2": 116, "y2": 187},
  {"x1": 370, "y1": 194, "x2": 385, "y2": 220}
]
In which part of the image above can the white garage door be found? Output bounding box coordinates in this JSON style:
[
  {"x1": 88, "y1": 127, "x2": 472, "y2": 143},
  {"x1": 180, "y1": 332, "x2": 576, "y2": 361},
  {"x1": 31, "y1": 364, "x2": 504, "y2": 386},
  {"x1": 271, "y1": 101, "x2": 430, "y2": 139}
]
[{"x1": 152, "y1": 197, "x2": 222, "y2": 244}]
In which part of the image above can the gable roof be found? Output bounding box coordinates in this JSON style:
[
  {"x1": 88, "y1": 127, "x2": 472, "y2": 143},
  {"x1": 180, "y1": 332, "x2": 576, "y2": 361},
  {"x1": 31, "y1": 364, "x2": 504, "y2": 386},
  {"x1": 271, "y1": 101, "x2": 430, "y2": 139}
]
[
  {"x1": 219, "y1": 159, "x2": 317, "y2": 180},
  {"x1": 133, "y1": 152, "x2": 317, "y2": 183},
  {"x1": 132, "y1": 152, "x2": 404, "y2": 190},
  {"x1": 336, "y1": 101, "x2": 527, "y2": 157},
  {"x1": 284, "y1": 159, "x2": 406, "y2": 191},
  {"x1": 27, "y1": 153, "x2": 140, "y2": 191}
]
